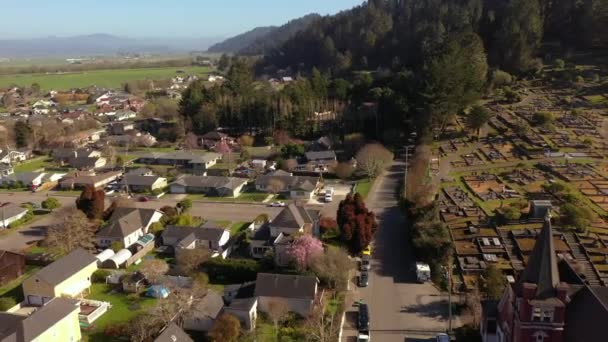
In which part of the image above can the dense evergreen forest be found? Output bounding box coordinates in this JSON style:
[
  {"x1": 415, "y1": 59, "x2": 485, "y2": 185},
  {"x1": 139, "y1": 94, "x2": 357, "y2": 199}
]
[{"x1": 183, "y1": 0, "x2": 608, "y2": 144}]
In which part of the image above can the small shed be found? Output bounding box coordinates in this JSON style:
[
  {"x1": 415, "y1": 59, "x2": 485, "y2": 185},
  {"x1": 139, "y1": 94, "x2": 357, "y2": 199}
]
[
  {"x1": 103, "y1": 249, "x2": 132, "y2": 269},
  {"x1": 147, "y1": 285, "x2": 170, "y2": 299},
  {"x1": 95, "y1": 249, "x2": 115, "y2": 264}
]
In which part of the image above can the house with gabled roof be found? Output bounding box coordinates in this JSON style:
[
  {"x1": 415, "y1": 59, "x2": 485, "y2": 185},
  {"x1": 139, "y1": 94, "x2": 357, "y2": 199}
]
[
  {"x1": 162, "y1": 221, "x2": 231, "y2": 258},
  {"x1": 120, "y1": 175, "x2": 167, "y2": 193},
  {"x1": 154, "y1": 322, "x2": 194, "y2": 342},
  {"x1": 255, "y1": 273, "x2": 319, "y2": 317},
  {"x1": 0, "y1": 297, "x2": 81, "y2": 342},
  {"x1": 136, "y1": 151, "x2": 222, "y2": 171},
  {"x1": 270, "y1": 204, "x2": 319, "y2": 238},
  {"x1": 170, "y1": 175, "x2": 247, "y2": 197},
  {"x1": 0, "y1": 203, "x2": 29, "y2": 229},
  {"x1": 255, "y1": 174, "x2": 320, "y2": 199},
  {"x1": 22, "y1": 248, "x2": 98, "y2": 305},
  {"x1": 95, "y1": 208, "x2": 163, "y2": 248}
]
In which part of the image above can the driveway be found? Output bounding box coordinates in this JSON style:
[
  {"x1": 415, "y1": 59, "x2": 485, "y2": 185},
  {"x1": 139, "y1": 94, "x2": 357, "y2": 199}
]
[{"x1": 342, "y1": 160, "x2": 459, "y2": 341}]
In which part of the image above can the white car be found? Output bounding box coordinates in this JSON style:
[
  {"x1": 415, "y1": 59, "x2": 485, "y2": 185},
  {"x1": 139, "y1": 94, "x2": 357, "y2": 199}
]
[{"x1": 269, "y1": 201, "x2": 286, "y2": 207}]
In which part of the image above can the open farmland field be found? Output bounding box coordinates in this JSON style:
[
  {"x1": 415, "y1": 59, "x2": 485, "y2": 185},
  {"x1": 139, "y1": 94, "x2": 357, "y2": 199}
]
[{"x1": 0, "y1": 65, "x2": 210, "y2": 90}]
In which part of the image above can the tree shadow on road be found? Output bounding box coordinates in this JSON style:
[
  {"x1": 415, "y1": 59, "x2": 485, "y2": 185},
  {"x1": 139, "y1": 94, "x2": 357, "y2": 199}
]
[{"x1": 399, "y1": 299, "x2": 450, "y2": 320}]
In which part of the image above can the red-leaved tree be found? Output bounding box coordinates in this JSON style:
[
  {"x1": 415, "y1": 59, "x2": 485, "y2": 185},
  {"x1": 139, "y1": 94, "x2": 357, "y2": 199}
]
[
  {"x1": 286, "y1": 235, "x2": 324, "y2": 271},
  {"x1": 76, "y1": 185, "x2": 105, "y2": 219},
  {"x1": 337, "y1": 193, "x2": 378, "y2": 253}
]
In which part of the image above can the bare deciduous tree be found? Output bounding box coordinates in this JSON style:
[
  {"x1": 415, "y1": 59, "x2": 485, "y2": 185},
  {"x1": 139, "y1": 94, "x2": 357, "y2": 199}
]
[
  {"x1": 304, "y1": 302, "x2": 340, "y2": 342},
  {"x1": 283, "y1": 158, "x2": 298, "y2": 172},
  {"x1": 268, "y1": 178, "x2": 286, "y2": 195},
  {"x1": 176, "y1": 248, "x2": 210, "y2": 275},
  {"x1": 407, "y1": 144, "x2": 434, "y2": 207},
  {"x1": 45, "y1": 207, "x2": 96, "y2": 255},
  {"x1": 266, "y1": 298, "x2": 289, "y2": 333},
  {"x1": 139, "y1": 259, "x2": 169, "y2": 284},
  {"x1": 333, "y1": 162, "x2": 354, "y2": 180},
  {"x1": 356, "y1": 143, "x2": 394, "y2": 178},
  {"x1": 311, "y1": 247, "x2": 355, "y2": 291}
]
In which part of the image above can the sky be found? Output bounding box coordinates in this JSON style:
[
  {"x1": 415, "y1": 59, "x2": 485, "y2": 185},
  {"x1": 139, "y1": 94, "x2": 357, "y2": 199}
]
[{"x1": 0, "y1": 0, "x2": 364, "y2": 39}]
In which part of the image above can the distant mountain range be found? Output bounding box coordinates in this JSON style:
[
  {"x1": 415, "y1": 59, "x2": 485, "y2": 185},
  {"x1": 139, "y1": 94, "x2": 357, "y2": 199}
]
[
  {"x1": 0, "y1": 34, "x2": 223, "y2": 58},
  {"x1": 207, "y1": 13, "x2": 321, "y2": 55}
]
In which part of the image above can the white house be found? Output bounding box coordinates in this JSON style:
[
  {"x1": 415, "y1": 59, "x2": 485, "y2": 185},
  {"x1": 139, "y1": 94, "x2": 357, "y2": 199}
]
[
  {"x1": 95, "y1": 208, "x2": 163, "y2": 248},
  {"x1": 0, "y1": 204, "x2": 28, "y2": 228},
  {"x1": 0, "y1": 149, "x2": 27, "y2": 164},
  {"x1": 162, "y1": 222, "x2": 232, "y2": 258}
]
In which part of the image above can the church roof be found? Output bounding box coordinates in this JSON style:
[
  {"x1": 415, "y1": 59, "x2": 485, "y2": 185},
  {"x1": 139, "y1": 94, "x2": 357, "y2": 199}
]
[{"x1": 516, "y1": 214, "x2": 560, "y2": 299}]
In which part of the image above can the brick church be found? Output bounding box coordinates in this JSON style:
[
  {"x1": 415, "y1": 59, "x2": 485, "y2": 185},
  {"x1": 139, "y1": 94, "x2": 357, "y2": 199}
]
[{"x1": 481, "y1": 215, "x2": 608, "y2": 342}]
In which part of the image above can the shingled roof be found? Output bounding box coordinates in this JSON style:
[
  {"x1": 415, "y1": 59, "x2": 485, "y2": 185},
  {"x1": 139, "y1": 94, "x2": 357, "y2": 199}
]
[
  {"x1": 97, "y1": 208, "x2": 160, "y2": 239},
  {"x1": 0, "y1": 298, "x2": 80, "y2": 341},
  {"x1": 516, "y1": 215, "x2": 560, "y2": 299},
  {"x1": 255, "y1": 273, "x2": 318, "y2": 300},
  {"x1": 31, "y1": 248, "x2": 97, "y2": 286},
  {"x1": 271, "y1": 204, "x2": 314, "y2": 229},
  {"x1": 154, "y1": 322, "x2": 194, "y2": 342}
]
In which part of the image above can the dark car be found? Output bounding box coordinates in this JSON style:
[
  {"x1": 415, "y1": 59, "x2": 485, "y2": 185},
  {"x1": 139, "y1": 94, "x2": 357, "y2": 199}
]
[
  {"x1": 358, "y1": 271, "x2": 369, "y2": 287},
  {"x1": 358, "y1": 303, "x2": 370, "y2": 332},
  {"x1": 138, "y1": 196, "x2": 149, "y2": 202}
]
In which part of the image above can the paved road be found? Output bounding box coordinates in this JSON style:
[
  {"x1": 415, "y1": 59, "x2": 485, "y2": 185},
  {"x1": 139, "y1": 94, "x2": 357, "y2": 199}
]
[
  {"x1": 342, "y1": 160, "x2": 458, "y2": 341},
  {"x1": 0, "y1": 191, "x2": 287, "y2": 252}
]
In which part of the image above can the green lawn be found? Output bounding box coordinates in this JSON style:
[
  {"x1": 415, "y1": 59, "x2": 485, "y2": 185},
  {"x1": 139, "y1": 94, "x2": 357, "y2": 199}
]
[
  {"x1": 0, "y1": 66, "x2": 210, "y2": 91},
  {"x1": 228, "y1": 221, "x2": 250, "y2": 235},
  {"x1": 354, "y1": 179, "x2": 374, "y2": 198},
  {"x1": 86, "y1": 283, "x2": 156, "y2": 329},
  {"x1": 14, "y1": 157, "x2": 52, "y2": 172},
  {"x1": 245, "y1": 146, "x2": 276, "y2": 159}
]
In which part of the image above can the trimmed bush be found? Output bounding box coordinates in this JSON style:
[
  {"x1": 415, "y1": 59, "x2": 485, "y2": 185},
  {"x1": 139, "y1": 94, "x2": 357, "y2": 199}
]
[
  {"x1": 92, "y1": 269, "x2": 112, "y2": 283},
  {"x1": 0, "y1": 297, "x2": 17, "y2": 311},
  {"x1": 205, "y1": 258, "x2": 264, "y2": 283}
]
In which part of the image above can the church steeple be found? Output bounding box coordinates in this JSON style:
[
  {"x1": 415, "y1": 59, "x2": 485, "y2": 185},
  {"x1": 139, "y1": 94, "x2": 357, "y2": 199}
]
[{"x1": 517, "y1": 213, "x2": 560, "y2": 299}]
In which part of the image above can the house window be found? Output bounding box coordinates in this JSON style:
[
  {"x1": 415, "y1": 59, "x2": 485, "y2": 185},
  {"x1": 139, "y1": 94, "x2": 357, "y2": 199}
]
[{"x1": 532, "y1": 307, "x2": 554, "y2": 322}]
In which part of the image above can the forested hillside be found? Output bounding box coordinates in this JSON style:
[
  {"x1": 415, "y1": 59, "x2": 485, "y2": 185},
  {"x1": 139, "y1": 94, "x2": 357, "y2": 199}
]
[
  {"x1": 239, "y1": 14, "x2": 321, "y2": 55},
  {"x1": 207, "y1": 13, "x2": 320, "y2": 54},
  {"x1": 207, "y1": 26, "x2": 276, "y2": 53},
  {"x1": 259, "y1": 0, "x2": 608, "y2": 74},
  {"x1": 183, "y1": 0, "x2": 608, "y2": 147}
]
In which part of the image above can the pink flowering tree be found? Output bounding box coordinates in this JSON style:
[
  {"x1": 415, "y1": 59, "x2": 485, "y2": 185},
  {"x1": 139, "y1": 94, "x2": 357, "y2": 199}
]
[{"x1": 286, "y1": 235, "x2": 324, "y2": 271}]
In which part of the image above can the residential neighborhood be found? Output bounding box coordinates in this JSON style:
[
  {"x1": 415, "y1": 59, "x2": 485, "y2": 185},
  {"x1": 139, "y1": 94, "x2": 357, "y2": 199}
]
[{"x1": 0, "y1": 1, "x2": 607, "y2": 342}]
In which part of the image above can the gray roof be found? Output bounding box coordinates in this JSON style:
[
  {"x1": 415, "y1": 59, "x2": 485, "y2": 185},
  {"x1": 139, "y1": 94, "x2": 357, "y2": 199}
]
[
  {"x1": 0, "y1": 298, "x2": 79, "y2": 341},
  {"x1": 154, "y1": 322, "x2": 194, "y2": 342},
  {"x1": 305, "y1": 150, "x2": 336, "y2": 161},
  {"x1": 255, "y1": 175, "x2": 319, "y2": 192},
  {"x1": 226, "y1": 297, "x2": 257, "y2": 311},
  {"x1": 0, "y1": 203, "x2": 28, "y2": 220},
  {"x1": 271, "y1": 204, "x2": 314, "y2": 229},
  {"x1": 121, "y1": 175, "x2": 165, "y2": 187},
  {"x1": 201, "y1": 131, "x2": 229, "y2": 140},
  {"x1": 188, "y1": 290, "x2": 224, "y2": 320},
  {"x1": 54, "y1": 148, "x2": 95, "y2": 159},
  {"x1": 3, "y1": 172, "x2": 44, "y2": 185},
  {"x1": 516, "y1": 215, "x2": 559, "y2": 299},
  {"x1": 162, "y1": 224, "x2": 228, "y2": 245},
  {"x1": 255, "y1": 273, "x2": 318, "y2": 300},
  {"x1": 139, "y1": 151, "x2": 221, "y2": 164},
  {"x1": 125, "y1": 168, "x2": 154, "y2": 176},
  {"x1": 172, "y1": 176, "x2": 246, "y2": 191},
  {"x1": 31, "y1": 248, "x2": 97, "y2": 286},
  {"x1": 68, "y1": 156, "x2": 102, "y2": 169},
  {"x1": 97, "y1": 208, "x2": 160, "y2": 239}
]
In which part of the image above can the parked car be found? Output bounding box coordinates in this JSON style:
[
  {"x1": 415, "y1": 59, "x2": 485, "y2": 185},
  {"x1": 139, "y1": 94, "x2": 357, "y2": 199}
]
[
  {"x1": 269, "y1": 201, "x2": 286, "y2": 207},
  {"x1": 362, "y1": 245, "x2": 372, "y2": 257},
  {"x1": 358, "y1": 271, "x2": 369, "y2": 287},
  {"x1": 138, "y1": 196, "x2": 149, "y2": 202},
  {"x1": 436, "y1": 333, "x2": 450, "y2": 342},
  {"x1": 360, "y1": 256, "x2": 371, "y2": 271},
  {"x1": 358, "y1": 303, "x2": 369, "y2": 332}
]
